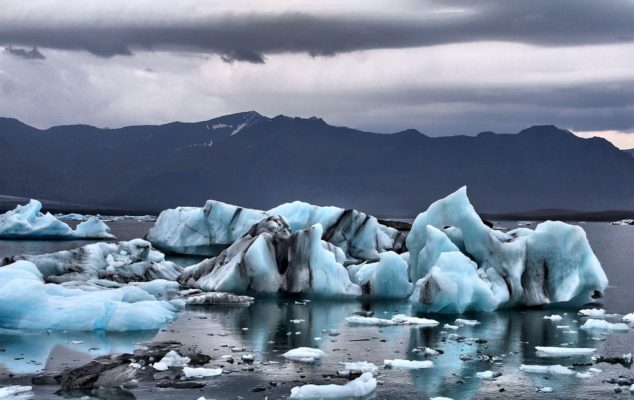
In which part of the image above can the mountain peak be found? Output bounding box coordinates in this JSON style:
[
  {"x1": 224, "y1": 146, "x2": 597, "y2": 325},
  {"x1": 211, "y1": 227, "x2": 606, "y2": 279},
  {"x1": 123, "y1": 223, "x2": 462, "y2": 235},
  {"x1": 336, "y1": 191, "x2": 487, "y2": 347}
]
[{"x1": 518, "y1": 125, "x2": 573, "y2": 137}]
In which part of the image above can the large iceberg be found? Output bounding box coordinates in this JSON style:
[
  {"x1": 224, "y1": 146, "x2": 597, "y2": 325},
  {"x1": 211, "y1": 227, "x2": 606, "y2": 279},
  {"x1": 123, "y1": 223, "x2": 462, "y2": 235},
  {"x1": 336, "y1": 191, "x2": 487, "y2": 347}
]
[
  {"x1": 0, "y1": 200, "x2": 114, "y2": 239},
  {"x1": 179, "y1": 216, "x2": 362, "y2": 298},
  {"x1": 0, "y1": 260, "x2": 180, "y2": 331},
  {"x1": 148, "y1": 199, "x2": 405, "y2": 261},
  {"x1": 408, "y1": 187, "x2": 608, "y2": 312},
  {"x1": 1, "y1": 239, "x2": 182, "y2": 284}
]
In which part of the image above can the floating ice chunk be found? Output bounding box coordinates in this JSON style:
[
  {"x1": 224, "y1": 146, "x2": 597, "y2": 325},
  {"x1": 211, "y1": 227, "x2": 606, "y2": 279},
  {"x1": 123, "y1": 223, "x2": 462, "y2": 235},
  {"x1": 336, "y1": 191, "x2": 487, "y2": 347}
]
[
  {"x1": 338, "y1": 361, "x2": 379, "y2": 376},
  {"x1": 475, "y1": 370, "x2": 500, "y2": 379},
  {"x1": 535, "y1": 346, "x2": 596, "y2": 357},
  {"x1": 0, "y1": 261, "x2": 180, "y2": 331},
  {"x1": 580, "y1": 319, "x2": 628, "y2": 331},
  {"x1": 153, "y1": 350, "x2": 191, "y2": 371},
  {"x1": 0, "y1": 385, "x2": 33, "y2": 399},
  {"x1": 183, "y1": 367, "x2": 222, "y2": 378},
  {"x1": 289, "y1": 372, "x2": 376, "y2": 399},
  {"x1": 520, "y1": 364, "x2": 575, "y2": 375},
  {"x1": 384, "y1": 359, "x2": 433, "y2": 369},
  {"x1": 431, "y1": 398, "x2": 453, "y2": 400},
  {"x1": 73, "y1": 217, "x2": 115, "y2": 239},
  {"x1": 345, "y1": 314, "x2": 438, "y2": 327},
  {"x1": 443, "y1": 324, "x2": 459, "y2": 330},
  {"x1": 180, "y1": 219, "x2": 361, "y2": 298},
  {"x1": 269, "y1": 201, "x2": 405, "y2": 261},
  {"x1": 407, "y1": 187, "x2": 608, "y2": 311},
  {"x1": 0, "y1": 200, "x2": 115, "y2": 239},
  {"x1": 424, "y1": 347, "x2": 441, "y2": 356},
  {"x1": 184, "y1": 292, "x2": 254, "y2": 305},
  {"x1": 455, "y1": 318, "x2": 480, "y2": 326},
  {"x1": 410, "y1": 251, "x2": 499, "y2": 313},
  {"x1": 578, "y1": 309, "x2": 606, "y2": 317},
  {"x1": 544, "y1": 315, "x2": 563, "y2": 321},
  {"x1": 537, "y1": 387, "x2": 554, "y2": 393},
  {"x1": 283, "y1": 347, "x2": 325, "y2": 363},
  {"x1": 2, "y1": 239, "x2": 181, "y2": 284},
  {"x1": 148, "y1": 200, "x2": 269, "y2": 256},
  {"x1": 622, "y1": 313, "x2": 634, "y2": 322},
  {"x1": 349, "y1": 251, "x2": 413, "y2": 299}
]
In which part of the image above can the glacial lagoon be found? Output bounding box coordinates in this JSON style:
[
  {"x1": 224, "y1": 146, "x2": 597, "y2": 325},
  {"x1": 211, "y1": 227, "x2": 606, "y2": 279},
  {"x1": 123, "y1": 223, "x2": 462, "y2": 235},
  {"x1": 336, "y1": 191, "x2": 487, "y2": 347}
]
[{"x1": 0, "y1": 220, "x2": 632, "y2": 399}]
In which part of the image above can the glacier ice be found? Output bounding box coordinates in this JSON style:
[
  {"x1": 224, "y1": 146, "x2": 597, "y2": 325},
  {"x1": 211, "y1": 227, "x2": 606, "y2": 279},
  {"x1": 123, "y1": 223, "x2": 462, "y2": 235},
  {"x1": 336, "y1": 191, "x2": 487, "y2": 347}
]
[
  {"x1": 2, "y1": 239, "x2": 182, "y2": 284},
  {"x1": 338, "y1": 361, "x2": 379, "y2": 376},
  {"x1": 147, "y1": 200, "x2": 268, "y2": 256},
  {"x1": 345, "y1": 314, "x2": 438, "y2": 327},
  {"x1": 0, "y1": 200, "x2": 114, "y2": 239},
  {"x1": 580, "y1": 319, "x2": 629, "y2": 331},
  {"x1": 179, "y1": 217, "x2": 361, "y2": 298},
  {"x1": 384, "y1": 359, "x2": 434, "y2": 369},
  {"x1": 183, "y1": 366, "x2": 222, "y2": 378},
  {"x1": 0, "y1": 260, "x2": 180, "y2": 331},
  {"x1": 407, "y1": 187, "x2": 607, "y2": 312},
  {"x1": 289, "y1": 372, "x2": 376, "y2": 399},
  {"x1": 282, "y1": 347, "x2": 325, "y2": 363},
  {"x1": 535, "y1": 346, "x2": 596, "y2": 357},
  {"x1": 520, "y1": 364, "x2": 575, "y2": 375},
  {"x1": 348, "y1": 251, "x2": 412, "y2": 299},
  {"x1": 149, "y1": 199, "x2": 405, "y2": 261},
  {"x1": 153, "y1": 350, "x2": 191, "y2": 371}
]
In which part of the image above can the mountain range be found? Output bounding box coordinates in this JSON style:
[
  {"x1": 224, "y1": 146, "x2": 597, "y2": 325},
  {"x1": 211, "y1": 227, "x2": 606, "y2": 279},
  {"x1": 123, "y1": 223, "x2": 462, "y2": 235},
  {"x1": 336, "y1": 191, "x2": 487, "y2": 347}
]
[{"x1": 1, "y1": 111, "x2": 633, "y2": 217}]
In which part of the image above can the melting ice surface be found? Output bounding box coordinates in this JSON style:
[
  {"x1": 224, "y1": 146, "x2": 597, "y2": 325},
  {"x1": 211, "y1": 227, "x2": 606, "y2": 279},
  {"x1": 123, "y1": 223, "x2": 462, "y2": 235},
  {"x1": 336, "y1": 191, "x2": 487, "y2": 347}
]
[{"x1": 0, "y1": 200, "x2": 114, "y2": 239}]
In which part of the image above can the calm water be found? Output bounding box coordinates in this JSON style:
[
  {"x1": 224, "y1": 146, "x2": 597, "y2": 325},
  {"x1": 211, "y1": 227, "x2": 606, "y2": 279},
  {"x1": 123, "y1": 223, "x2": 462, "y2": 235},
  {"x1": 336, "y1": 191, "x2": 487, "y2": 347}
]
[{"x1": 0, "y1": 220, "x2": 632, "y2": 399}]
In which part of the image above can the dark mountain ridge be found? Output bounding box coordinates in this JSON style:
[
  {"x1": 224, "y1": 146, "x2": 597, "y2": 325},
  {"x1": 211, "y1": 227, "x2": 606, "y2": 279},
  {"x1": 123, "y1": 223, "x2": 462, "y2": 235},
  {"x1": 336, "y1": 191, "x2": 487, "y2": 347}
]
[{"x1": 1, "y1": 112, "x2": 633, "y2": 216}]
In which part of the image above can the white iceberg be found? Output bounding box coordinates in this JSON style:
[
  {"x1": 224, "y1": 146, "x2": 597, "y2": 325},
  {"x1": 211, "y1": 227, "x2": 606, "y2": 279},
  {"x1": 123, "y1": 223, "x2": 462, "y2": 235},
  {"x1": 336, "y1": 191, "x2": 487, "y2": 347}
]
[
  {"x1": 580, "y1": 319, "x2": 629, "y2": 331},
  {"x1": 520, "y1": 364, "x2": 575, "y2": 375},
  {"x1": 408, "y1": 187, "x2": 607, "y2": 312},
  {"x1": 544, "y1": 314, "x2": 563, "y2": 321},
  {"x1": 289, "y1": 372, "x2": 376, "y2": 399},
  {"x1": 384, "y1": 359, "x2": 433, "y2": 369},
  {"x1": 0, "y1": 260, "x2": 180, "y2": 331},
  {"x1": 153, "y1": 350, "x2": 191, "y2": 371},
  {"x1": 2, "y1": 239, "x2": 181, "y2": 284},
  {"x1": 475, "y1": 370, "x2": 500, "y2": 379},
  {"x1": 183, "y1": 366, "x2": 222, "y2": 378},
  {"x1": 0, "y1": 200, "x2": 114, "y2": 239},
  {"x1": 0, "y1": 385, "x2": 33, "y2": 399},
  {"x1": 345, "y1": 314, "x2": 438, "y2": 327},
  {"x1": 622, "y1": 313, "x2": 634, "y2": 322},
  {"x1": 149, "y1": 199, "x2": 404, "y2": 261},
  {"x1": 535, "y1": 346, "x2": 596, "y2": 357},
  {"x1": 578, "y1": 308, "x2": 606, "y2": 317},
  {"x1": 283, "y1": 347, "x2": 325, "y2": 363},
  {"x1": 338, "y1": 361, "x2": 379, "y2": 376}
]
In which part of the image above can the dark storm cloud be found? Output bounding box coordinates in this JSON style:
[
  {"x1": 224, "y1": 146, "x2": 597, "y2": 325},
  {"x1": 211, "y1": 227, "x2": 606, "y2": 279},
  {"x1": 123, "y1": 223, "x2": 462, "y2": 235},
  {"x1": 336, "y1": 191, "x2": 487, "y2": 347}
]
[
  {"x1": 1, "y1": 0, "x2": 634, "y2": 62},
  {"x1": 4, "y1": 46, "x2": 45, "y2": 60}
]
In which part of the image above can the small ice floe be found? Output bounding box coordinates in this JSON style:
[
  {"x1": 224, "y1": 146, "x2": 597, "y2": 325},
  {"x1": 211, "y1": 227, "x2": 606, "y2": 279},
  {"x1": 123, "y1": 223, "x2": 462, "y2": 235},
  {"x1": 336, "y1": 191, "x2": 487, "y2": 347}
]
[
  {"x1": 282, "y1": 347, "x2": 325, "y2": 363},
  {"x1": 543, "y1": 314, "x2": 563, "y2": 321},
  {"x1": 153, "y1": 351, "x2": 191, "y2": 371},
  {"x1": 520, "y1": 364, "x2": 574, "y2": 375},
  {"x1": 556, "y1": 325, "x2": 570, "y2": 329},
  {"x1": 345, "y1": 314, "x2": 438, "y2": 327},
  {"x1": 630, "y1": 384, "x2": 634, "y2": 393},
  {"x1": 535, "y1": 346, "x2": 596, "y2": 357},
  {"x1": 185, "y1": 292, "x2": 254, "y2": 305},
  {"x1": 0, "y1": 385, "x2": 33, "y2": 399},
  {"x1": 443, "y1": 324, "x2": 459, "y2": 330},
  {"x1": 454, "y1": 318, "x2": 480, "y2": 326},
  {"x1": 70, "y1": 340, "x2": 84, "y2": 344},
  {"x1": 475, "y1": 370, "x2": 501, "y2": 380},
  {"x1": 241, "y1": 354, "x2": 255, "y2": 363},
  {"x1": 290, "y1": 319, "x2": 305, "y2": 324},
  {"x1": 289, "y1": 372, "x2": 376, "y2": 399},
  {"x1": 580, "y1": 319, "x2": 629, "y2": 332},
  {"x1": 578, "y1": 308, "x2": 606, "y2": 317},
  {"x1": 384, "y1": 359, "x2": 433, "y2": 369},
  {"x1": 431, "y1": 397, "x2": 453, "y2": 400},
  {"x1": 424, "y1": 347, "x2": 441, "y2": 356},
  {"x1": 183, "y1": 367, "x2": 222, "y2": 378},
  {"x1": 337, "y1": 361, "x2": 379, "y2": 377},
  {"x1": 537, "y1": 387, "x2": 553, "y2": 393},
  {"x1": 622, "y1": 313, "x2": 634, "y2": 322}
]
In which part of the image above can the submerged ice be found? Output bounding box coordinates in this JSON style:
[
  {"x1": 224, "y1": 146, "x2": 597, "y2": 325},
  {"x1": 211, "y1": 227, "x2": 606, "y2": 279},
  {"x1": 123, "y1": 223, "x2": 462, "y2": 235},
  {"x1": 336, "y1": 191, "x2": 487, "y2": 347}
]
[{"x1": 0, "y1": 200, "x2": 114, "y2": 239}]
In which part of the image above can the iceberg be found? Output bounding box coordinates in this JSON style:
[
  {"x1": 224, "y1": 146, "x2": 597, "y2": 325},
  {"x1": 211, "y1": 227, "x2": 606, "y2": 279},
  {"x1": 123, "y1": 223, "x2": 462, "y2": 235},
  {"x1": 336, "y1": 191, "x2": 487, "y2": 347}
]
[
  {"x1": 345, "y1": 314, "x2": 438, "y2": 327},
  {"x1": 384, "y1": 359, "x2": 434, "y2": 369},
  {"x1": 289, "y1": 372, "x2": 376, "y2": 399},
  {"x1": 0, "y1": 200, "x2": 114, "y2": 239},
  {"x1": 153, "y1": 350, "x2": 190, "y2": 371},
  {"x1": 407, "y1": 187, "x2": 607, "y2": 312},
  {"x1": 148, "y1": 199, "x2": 405, "y2": 261},
  {"x1": 2, "y1": 239, "x2": 182, "y2": 284},
  {"x1": 179, "y1": 217, "x2": 361, "y2": 298},
  {"x1": 183, "y1": 366, "x2": 222, "y2": 378},
  {"x1": 520, "y1": 364, "x2": 575, "y2": 375},
  {"x1": 535, "y1": 346, "x2": 596, "y2": 357},
  {"x1": 580, "y1": 319, "x2": 629, "y2": 331},
  {"x1": 348, "y1": 251, "x2": 413, "y2": 299},
  {"x1": 282, "y1": 347, "x2": 325, "y2": 363},
  {"x1": 0, "y1": 260, "x2": 180, "y2": 331}
]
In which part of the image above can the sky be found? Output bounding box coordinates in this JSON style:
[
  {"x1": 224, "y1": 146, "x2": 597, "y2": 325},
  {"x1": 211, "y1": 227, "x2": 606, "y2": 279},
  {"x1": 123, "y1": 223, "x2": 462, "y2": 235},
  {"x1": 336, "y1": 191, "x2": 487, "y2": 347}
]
[{"x1": 1, "y1": 0, "x2": 634, "y2": 147}]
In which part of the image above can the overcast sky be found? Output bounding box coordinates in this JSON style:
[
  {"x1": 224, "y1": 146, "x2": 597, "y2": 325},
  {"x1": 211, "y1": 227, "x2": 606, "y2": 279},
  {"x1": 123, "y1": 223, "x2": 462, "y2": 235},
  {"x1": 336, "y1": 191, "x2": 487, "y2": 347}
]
[{"x1": 1, "y1": 0, "x2": 634, "y2": 147}]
